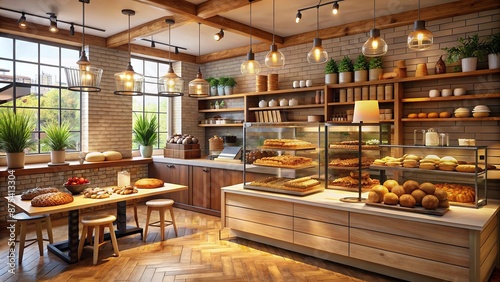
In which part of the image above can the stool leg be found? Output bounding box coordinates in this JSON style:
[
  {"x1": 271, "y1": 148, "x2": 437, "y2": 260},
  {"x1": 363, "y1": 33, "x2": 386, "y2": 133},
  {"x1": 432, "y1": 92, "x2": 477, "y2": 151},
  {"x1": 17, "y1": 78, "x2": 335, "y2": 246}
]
[
  {"x1": 34, "y1": 220, "x2": 44, "y2": 256},
  {"x1": 93, "y1": 226, "x2": 100, "y2": 265},
  {"x1": 14, "y1": 222, "x2": 20, "y2": 240},
  {"x1": 159, "y1": 208, "x2": 165, "y2": 241},
  {"x1": 108, "y1": 223, "x2": 120, "y2": 257},
  {"x1": 133, "y1": 200, "x2": 139, "y2": 228},
  {"x1": 78, "y1": 226, "x2": 88, "y2": 261},
  {"x1": 169, "y1": 206, "x2": 178, "y2": 237},
  {"x1": 18, "y1": 222, "x2": 27, "y2": 263},
  {"x1": 99, "y1": 226, "x2": 105, "y2": 244},
  {"x1": 45, "y1": 216, "x2": 54, "y2": 244},
  {"x1": 144, "y1": 207, "x2": 152, "y2": 242}
]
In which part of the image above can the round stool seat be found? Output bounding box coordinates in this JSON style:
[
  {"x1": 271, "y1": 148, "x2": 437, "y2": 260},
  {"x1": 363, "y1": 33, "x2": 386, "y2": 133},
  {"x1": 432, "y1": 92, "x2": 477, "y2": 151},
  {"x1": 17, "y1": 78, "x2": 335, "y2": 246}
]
[
  {"x1": 13, "y1": 212, "x2": 48, "y2": 221},
  {"x1": 146, "y1": 199, "x2": 174, "y2": 208},
  {"x1": 81, "y1": 215, "x2": 116, "y2": 226}
]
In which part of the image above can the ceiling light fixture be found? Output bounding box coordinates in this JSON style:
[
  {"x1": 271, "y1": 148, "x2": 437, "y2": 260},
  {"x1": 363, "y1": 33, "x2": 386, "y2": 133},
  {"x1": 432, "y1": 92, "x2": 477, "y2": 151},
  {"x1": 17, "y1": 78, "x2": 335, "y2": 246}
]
[
  {"x1": 150, "y1": 36, "x2": 155, "y2": 48},
  {"x1": 241, "y1": 0, "x2": 261, "y2": 75},
  {"x1": 175, "y1": 47, "x2": 179, "y2": 54},
  {"x1": 332, "y1": 2, "x2": 339, "y2": 14},
  {"x1": 69, "y1": 23, "x2": 75, "y2": 36},
  {"x1": 64, "y1": 0, "x2": 103, "y2": 92},
  {"x1": 189, "y1": 23, "x2": 210, "y2": 98},
  {"x1": 295, "y1": 11, "x2": 302, "y2": 23},
  {"x1": 114, "y1": 9, "x2": 144, "y2": 96},
  {"x1": 17, "y1": 13, "x2": 27, "y2": 29},
  {"x1": 296, "y1": 0, "x2": 344, "y2": 23},
  {"x1": 407, "y1": 0, "x2": 433, "y2": 50},
  {"x1": 265, "y1": 0, "x2": 285, "y2": 68},
  {"x1": 47, "y1": 13, "x2": 58, "y2": 33},
  {"x1": 214, "y1": 29, "x2": 224, "y2": 41},
  {"x1": 362, "y1": 0, "x2": 388, "y2": 57},
  {"x1": 158, "y1": 19, "x2": 184, "y2": 97},
  {"x1": 307, "y1": 5, "x2": 328, "y2": 64}
]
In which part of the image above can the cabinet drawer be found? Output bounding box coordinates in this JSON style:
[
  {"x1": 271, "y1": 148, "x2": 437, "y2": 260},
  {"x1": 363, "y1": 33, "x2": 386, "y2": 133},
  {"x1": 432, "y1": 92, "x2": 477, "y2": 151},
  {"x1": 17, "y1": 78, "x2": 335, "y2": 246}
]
[
  {"x1": 226, "y1": 205, "x2": 293, "y2": 229},
  {"x1": 226, "y1": 193, "x2": 293, "y2": 215},
  {"x1": 350, "y1": 228, "x2": 469, "y2": 267},
  {"x1": 350, "y1": 213, "x2": 469, "y2": 247},
  {"x1": 294, "y1": 204, "x2": 348, "y2": 226},
  {"x1": 226, "y1": 218, "x2": 293, "y2": 243},
  {"x1": 350, "y1": 244, "x2": 469, "y2": 282},
  {"x1": 294, "y1": 231, "x2": 348, "y2": 256},
  {"x1": 294, "y1": 218, "x2": 348, "y2": 242}
]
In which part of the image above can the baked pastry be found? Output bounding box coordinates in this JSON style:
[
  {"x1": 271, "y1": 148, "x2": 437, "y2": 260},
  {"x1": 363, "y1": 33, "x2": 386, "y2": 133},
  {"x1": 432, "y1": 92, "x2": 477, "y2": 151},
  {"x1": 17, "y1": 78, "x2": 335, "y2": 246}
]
[
  {"x1": 411, "y1": 189, "x2": 426, "y2": 204},
  {"x1": 21, "y1": 187, "x2": 60, "y2": 200},
  {"x1": 134, "y1": 178, "x2": 164, "y2": 189},
  {"x1": 439, "y1": 199, "x2": 450, "y2": 208},
  {"x1": 283, "y1": 177, "x2": 320, "y2": 189},
  {"x1": 403, "y1": 180, "x2": 419, "y2": 194},
  {"x1": 103, "y1": 151, "x2": 122, "y2": 161},
  {"x1": 31, "y1": 192, "x2": 73, "y2": 207},
  {"x1": 434, "y1": 189, "x2": 448, "y2": 201},
  {"x1": 371, "y1": 185, "x2": 389, "y2": 199},
  {"x1": 329, "y1": 157, "x2": 374, "y2": 167},
  {"x1": 254, "y1": 155, "x2": 313, "y2": 167},
  {"x1": 435, "y1": 183, "x2": 474, "y2": 203},
  {"x1": 383, "y1": 179, "x2": 399, "y2": 191},
  {"x1": 383, "y1": 192, "x2": 399, "y2": 205},
  {"x1": 422, "y1": 195, "x2": 439, "y2": 210},
  {"x1": 408, "y1": 113, "x2": 418, "y2": 118},
  {"x1": 391, "y1": 185, "x2": 405, "y2": 197},
  {"x1": 418, "y1": 113, "x2": 428, "y2": 118},
  {"x1": 85, "y1": 152, "x2": 105, "y2": 162},
  {"x1": 367, "y1": 191, "x2": 382, "y2": 203},
  {"x1": 350, "y1": 171, "x2": 371, "y2": 179},
  {"x1": 399, "y1": 194, "x2": 416, "y2": 208},
  {"x1": 456, "y1": 165, "x2": 482, "y2": 173},
  {"x1": 263, "y1": 139, "x2": 313, "y2": 148},
  {"x1": 439, "y1": 112, "x2": 451, "y2": 118},
  {"x1": 419, "y1": 182, "x2": 436, "y2": 195},
  {"x1": 427, "y1": 112, "x2": 439, "y2": 118}
]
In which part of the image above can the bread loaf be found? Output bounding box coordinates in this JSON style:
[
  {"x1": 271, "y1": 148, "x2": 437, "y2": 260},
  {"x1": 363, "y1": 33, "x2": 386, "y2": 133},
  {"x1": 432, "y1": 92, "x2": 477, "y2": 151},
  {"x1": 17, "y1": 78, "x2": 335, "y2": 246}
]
[
  {"x1": 103, "y1": 151, "x2": 122, "y2": 161},
  {"x1": 85, "y1": 152, "x2": 105, "y2": 162},
  {"x1": 21, "y1": 187, "x2": 60, "y2": 200},
  {"x1": 134, "y1": 178, "x2": 164, "y2": 189},
  {"x1": 31, "y1": 192, "x2": 73, "y2": 207}
]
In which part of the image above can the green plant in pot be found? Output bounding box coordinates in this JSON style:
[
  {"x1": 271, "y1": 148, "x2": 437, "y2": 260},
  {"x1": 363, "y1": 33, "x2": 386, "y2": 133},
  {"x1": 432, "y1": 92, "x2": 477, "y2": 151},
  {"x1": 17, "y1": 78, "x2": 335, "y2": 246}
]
[
  {"x1": 353, "y1": 54, "x2": 368, "y2": 82},
  {"x1": 324, "y1": 58, "x2": 338, "y2": 85},
  {"x1": 224, "y1": 77, "x2": 237, "y2": 95},
  {"x1": 42, "y1": 121, "x2": 73, "y2": 164},
  {"x1": 368, "y1": 57, "x2": 383, "y2": 81},
  {"x1": 442, "y1": 34, "x2": 485, "y2": 72},
  {"x1": 484, "y1": 32, "x2": 500, "y2": 69},
  {"x1": 218, "y1": 76, "x2": 228, "y2": 96},
  {"x1": 338, "y1": 56, "x2": 353, "y2": 84},
  {"x1": 207, "y1": 77, "x2": 219, "y2": 96},
  {"x1": 0, "y1": 110, "x2": 35, "y2": 169},
  {"x1": 133, "y1": 114, "x2": 158, "y2": 158}
]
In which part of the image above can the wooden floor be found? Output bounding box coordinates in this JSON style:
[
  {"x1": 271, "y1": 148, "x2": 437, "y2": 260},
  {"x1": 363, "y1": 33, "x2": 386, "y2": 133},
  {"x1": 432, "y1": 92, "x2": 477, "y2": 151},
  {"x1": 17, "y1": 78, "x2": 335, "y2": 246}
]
[{"x1": 0, "y1": 203, "x2": 498, "y2": 282}]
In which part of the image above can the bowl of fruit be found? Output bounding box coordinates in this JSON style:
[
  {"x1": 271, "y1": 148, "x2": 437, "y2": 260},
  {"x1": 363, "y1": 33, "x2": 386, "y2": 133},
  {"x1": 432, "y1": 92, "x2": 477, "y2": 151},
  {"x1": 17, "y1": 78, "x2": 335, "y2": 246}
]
[{"x1": 63, "y1": 176, "x2": 90, "y2": 194}]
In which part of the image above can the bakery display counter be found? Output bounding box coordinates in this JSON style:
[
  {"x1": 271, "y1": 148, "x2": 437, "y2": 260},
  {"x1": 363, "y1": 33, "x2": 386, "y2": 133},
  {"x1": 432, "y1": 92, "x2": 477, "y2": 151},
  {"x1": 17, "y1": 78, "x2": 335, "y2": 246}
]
[{"x1": 221, "y1": 184, "x2": 499, "y2": 282}]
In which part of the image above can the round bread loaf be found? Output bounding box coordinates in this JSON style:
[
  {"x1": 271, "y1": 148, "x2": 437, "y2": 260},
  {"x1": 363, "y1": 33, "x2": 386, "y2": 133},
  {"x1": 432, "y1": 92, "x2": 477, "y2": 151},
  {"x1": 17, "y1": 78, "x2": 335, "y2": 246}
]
[
  {"x1": 434, "y1": 189, "x2": 448, "y2": 201},
  {"x1": 439, "y1": 199, "x2": 450, "y2": 208},
  {"x1": 31, "y1": 192, "x2": 73, "y2": 207},
  {"x1": 419, "y1": 182, "x2": 436, "y2": 195},
  {"x1": 403, "y1": 180, "x2": 419, "y2": 194},
  {"x1": 372, "y1": 185, "x2": 389, "y2": 199},
  {"x1": 21, "y1": 187, "x2": 60, "y2": 200},
  {"x1": 85, "y1": 152, "x2": 105, "y2": 162},
  {"x1": 439, "y1": 111, "x2": 451, "y2": 118},
  {"x1": 418, "y1": 113, "x2": 428, "y2": 118},
  {"x1": 419, "y1": 163, "x2": 436, "y2": 170},
  {"x1": 383, "y1": 192, "x2": 399, "y2": 205},
  {"x1": 391, "y1": 185, "x2": 405, "y2": 197},
  {"x1": 422, "y1": 195, "x2": 439, "y2": 210},
  {"x1": 134, "y1": 178, "x2": 164, "y2": 189},
  {"x1": 103, "y1": 151, "x2": 122, "y2": 161},
  {"x1": 408, "y1": 113, "x2": 418, "y2": 118},
  {"x1": 456, "y1": 165, "x2": 479, "y2": 173},
  {"x1": 383, "y1": 179, "x2": 399, "y2": 191},
  {"x1": 367, "y1": 191, "x2": 382, "y2": 203},
  {"x1": 411, "y1": 189, "x2": 427, "y2": 204},
  {"x1": 399, "y1": 194, "x2": 416, "y2": 208},
  {"x1": 427, "y1": 112, "x2": 439, "y2": 118}
]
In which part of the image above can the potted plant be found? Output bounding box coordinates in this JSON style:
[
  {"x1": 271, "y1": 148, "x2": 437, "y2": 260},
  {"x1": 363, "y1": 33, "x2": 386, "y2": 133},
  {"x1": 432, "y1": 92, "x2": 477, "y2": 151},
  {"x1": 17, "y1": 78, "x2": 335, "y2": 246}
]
[
  {"x1": 338, "y1": 56, "x2": 353, "y2": 84},
  {"x1": 369, "y1": 57, "x2": 384, "y2": 81},
  {"x1": 218, "y1": 76, "x2": 228, "y2": 96},
  {"x1": 442, "y1": 34, "x2": 485, "y2": 72},
  {"x1": 484, "y1": 32, "x2": 500, "y2": 69},
  {"x1": 353, "y1": 54, "x2": 368, "y2": 82},
  {"x1": 133, "y1": 114, "x2": 158, "y2": 158},
  {"x1": 0, "y1": 110, "x2": 35, "y2": 169},
  {"x1": 324, "y1": 58, "x2": 338, "y2": 85},
  {"x1": 207, "y1": 77, "x2": 219, "y2": 96},
  {"x1": 224, "y1": 77, "x2": 237, "y2": 95},
  {"x1": 42, "y1": 121, "x2": 73, "y2": 164}
]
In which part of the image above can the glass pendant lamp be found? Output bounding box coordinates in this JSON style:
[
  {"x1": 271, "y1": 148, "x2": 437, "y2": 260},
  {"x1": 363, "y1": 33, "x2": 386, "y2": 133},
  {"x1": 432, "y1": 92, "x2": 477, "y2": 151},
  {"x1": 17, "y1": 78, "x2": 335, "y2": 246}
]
[
  {"x1": 158, "y1": 19, "x2": 184, "y2": 96},
  {"x1": 407, "y1": 0, "x2": 433, "y2": 50},
  {"x1": 264, "y1": 0, "x2": 285, "y2": 68},
  {"x1": 362, "y1": 0, "x2": 388, "y2": 57},
  {"x1": 64, "y1": 0, "x2": 103, "y2": 92},
  {"x1": 307, "y1": 6, "x2": 328, "y2": 64},
  {"x1": 241, "y1": 0, "x2": 261, "y2": 75},
  {"x1": 114, "y1": 9, "x2": 144, "y2": 96},
  {"x1": 188, "y1": 23, "x2": 209, "y2": 98}
]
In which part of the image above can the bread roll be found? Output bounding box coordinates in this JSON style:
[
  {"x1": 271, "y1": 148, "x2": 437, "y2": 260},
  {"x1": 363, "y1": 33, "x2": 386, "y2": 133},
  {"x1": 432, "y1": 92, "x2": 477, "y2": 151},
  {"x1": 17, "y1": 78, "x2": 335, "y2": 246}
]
[
  {"x1": 85, "y1": 152, "x2": 105, "y2": 162},
  {"x1": 439, "y1": 199, "x2": 450, "y2": 208},
  {"x1": 391, "y1": 185, "x2": 405, "y2": 197},
  {"x1": 383, "y1": 192, "x2": 399, "y2": 205},
  {"x1": 439, "y1": 112, "x2": 451, "y2": 118},
  {"x1": 422, "y1": 195, "x2": 439, "y2": 210},
  {"x1": 427, "y1": 112, "x2": 439, "y2": 118},
  {"x1": 103, "y1": 151, "x2": 122, "y2": 161},
  {"x1": 372, "y1": 185, "x2": 389, "y2": 199},
  {"x1": 31, "y1": 192, "x2": 74, "y2": 207},
  {"x1": 383, "y1": 179, "x2": 399, "y2": 191},
  {"x1": 419, "y1": 182, "x2": 436, "y2": 195},
  {"x1": 403, "y1": 180, "x2": 419, "y2": 194},
  {"x1": 411, "y1": 189, "x2": 427, "y2": 204},
  {"x1": 418, "y1": 113, "x2": 428, "y2": 118},
  {"x1": 134, "y1": 178, "x2": 164, "y2": 188},
  {"x1": 408, "y1": 113, "x2": 418, "y2": 119},
  {"x1": 419, "y1": 163, "x2": 436, "y2": 170},
  {"x1": 399, "y1": 194, "x2": 416, "y2": 208},
  {"x1": 434, "y1": 189, "x2": 448, "y2": 201},
  {"x1": 367, "y1": 191, "x2": 382, "y2": 203}
]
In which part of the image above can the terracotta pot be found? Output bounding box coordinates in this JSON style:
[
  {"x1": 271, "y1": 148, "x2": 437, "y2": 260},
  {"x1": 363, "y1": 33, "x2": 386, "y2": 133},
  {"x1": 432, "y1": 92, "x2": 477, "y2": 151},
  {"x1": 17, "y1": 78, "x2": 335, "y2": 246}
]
[{"x1": 6, "y1": 152, "x2": 25, "y2": 169}]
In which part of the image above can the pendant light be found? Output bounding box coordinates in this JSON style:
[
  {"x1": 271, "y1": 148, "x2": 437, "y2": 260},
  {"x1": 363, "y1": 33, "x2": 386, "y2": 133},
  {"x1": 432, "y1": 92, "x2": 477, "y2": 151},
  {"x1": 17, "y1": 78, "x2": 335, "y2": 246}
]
[
  {"x1": 362, "y1": 0, "x2": 388, "y2": 57},
  {"x1": 188, "y1": 23, "x2": 209, "y2": 98},
  {"x1": 241, "y1": 0, "x2": 261, "y2": 75},
  {"x1": 407, "y1": 0, "x2": 433, "y2": 50},
  {"x1": 114, "y1": 9, "x2": 144, "y2": 96},
  {"x1": 64, "y1": 0, "x2": 103, "y2": 92},
  {"x1": 307, "y1": 6, "x2": 328, "y2": 64},
  {"x1": 158, "y1": 19, "x2": 184, "y2": 97},
  {"x1": 264, "y1": 0, "x2": 285, "y2": 68}
]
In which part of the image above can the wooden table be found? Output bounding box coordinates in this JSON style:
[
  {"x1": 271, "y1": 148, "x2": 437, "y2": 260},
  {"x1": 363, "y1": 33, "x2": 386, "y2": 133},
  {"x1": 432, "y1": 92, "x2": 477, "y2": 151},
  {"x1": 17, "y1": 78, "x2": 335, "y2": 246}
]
[{"x1": 7, "y1": 184, "x2": 187, "y2": 264}]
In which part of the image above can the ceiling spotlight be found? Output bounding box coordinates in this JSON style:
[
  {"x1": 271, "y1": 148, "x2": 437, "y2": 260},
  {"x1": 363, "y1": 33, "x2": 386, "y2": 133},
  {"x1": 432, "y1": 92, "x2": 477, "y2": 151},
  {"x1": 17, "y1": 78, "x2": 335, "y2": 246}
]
[
  {"x1": 150, "y1": 36, "x2": 155, "y2": 48},
  {"x1": 69, "y1": 23, "x2": 75, "y2": 36},
  {"x1": 332, "y1": 2, "x2": 339, "y2": 14},
  {"x1": 175, "y1": 47, "x2": 179, "y2": 54},
  {"x1": 295, "y1": 11, "x2": 302, "y2": 23},
  {"x1": 214, "y1": 29, "x2": 224, "y2": 41},
  {"x1": 47, "y1": 13, "x2": 58, "y2": 33},
  {"x1": 17, "y1": 13, "x2": 27, "y2": 29}
]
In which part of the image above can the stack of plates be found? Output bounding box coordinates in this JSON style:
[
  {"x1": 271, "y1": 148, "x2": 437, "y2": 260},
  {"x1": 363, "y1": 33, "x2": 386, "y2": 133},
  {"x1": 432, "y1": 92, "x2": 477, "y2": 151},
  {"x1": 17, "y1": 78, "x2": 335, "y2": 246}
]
[
  {"x1": 472, "y1": 105, "x2": 490, "y2": 117},
  {"x1": 256, "y1": 75, "x2": 267, "y2": 92},
  {"x1": 454, "y1": 107, "x2": 470, "y2": 118}
]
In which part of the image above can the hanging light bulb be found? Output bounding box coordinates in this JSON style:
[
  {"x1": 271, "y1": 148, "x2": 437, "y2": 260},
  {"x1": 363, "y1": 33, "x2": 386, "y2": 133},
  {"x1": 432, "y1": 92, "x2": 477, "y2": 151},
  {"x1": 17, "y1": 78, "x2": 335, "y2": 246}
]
[
  {"x1": 18, "y1": 13, "x2": 27, "y2": 29},
  {"x1": 64, "y1": 0, "x2": 103, "y2": 92},
  {"x1": 407, "y1": 0, "x2": 433, "y2": 50},
  {"x1": 47, "y1": 13, "x2": 58, "y2": 33},
  {"x1": 265, "y1": 0, "x2": 285, "y2": 68},
  {"x1": 158, "y1": 19, "x2": 184, "y2": 96},
  {"x1": 332, "y1": 2, "x2": 339, "y2": 15},
  {"x1": 295, "y1": 11, "x2": 302, "y2": 23},
  {"x1": 189, "y1": 23, "x2": 209, "y2": 98},
  {"x1": 362, "y1": 0, "x2": 388, "y2": 57},
  {"x1": 241, "y1": 0, "x2": 261, "y2": 75},
  {"x1": 214, "y1": 29, "x2": 224, "y2": 41},
  {"x1": 307, "y1": 6, "x2": 328, "y2": 64},
  {"x1": 114, "y1": 9, "x2": 144, "y2": 96}
]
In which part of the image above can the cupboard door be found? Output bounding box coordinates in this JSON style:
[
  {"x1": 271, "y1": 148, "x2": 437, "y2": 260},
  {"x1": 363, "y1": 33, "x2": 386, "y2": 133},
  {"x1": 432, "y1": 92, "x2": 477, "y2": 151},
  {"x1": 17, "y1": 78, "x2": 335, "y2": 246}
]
[
  {"x1": 210, "y1": 169, "x2": 243, "y2": 211},
  {"x1": 149, "y1": 163, "x2": 190, "y2": 204},
  {"x1": 192, "y1": 166, "x2": 211, "y2": 209}
]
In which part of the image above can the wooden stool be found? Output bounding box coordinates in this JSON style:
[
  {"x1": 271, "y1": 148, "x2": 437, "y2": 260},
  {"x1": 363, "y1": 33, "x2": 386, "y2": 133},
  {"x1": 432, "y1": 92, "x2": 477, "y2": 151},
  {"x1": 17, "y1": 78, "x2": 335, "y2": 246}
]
[
  {"x1": 78, "y1": 215, "x2": 120, "y2": 265},
  {"x1": 13, "y1": 212, "x2": 53, "y2": 263},
  {"x1": 144, "y1": 199, "x2": 177, "y2": 242}
]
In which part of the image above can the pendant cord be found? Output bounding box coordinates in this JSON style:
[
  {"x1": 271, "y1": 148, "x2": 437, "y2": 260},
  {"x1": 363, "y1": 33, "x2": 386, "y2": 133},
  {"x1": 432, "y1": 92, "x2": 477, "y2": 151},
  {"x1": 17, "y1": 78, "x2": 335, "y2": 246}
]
[
  {"x1": 198, "y1": 23, "x2": 201, "y2": 62},
  {"x1": 127, "y1": 13, "x2": 131, "y2": 63},
  {"x1": 316, "y1": 6, "x2": 319, "y2": 38},
  {"x1": 418, "y1": 0, "x2": 420, "y2": 20},
  {"x1": 81, "y1": 1, "x2": 85, "y2": 51},
  {"x1": 168, "y1": 22, "x2": 172, "y2": 63},
  {"x1": 373, "y1": 0, "x2": 376, "y2": 29},
  {"x1": 272, "y1": 0, "x2": 275, "y2": 44},
  {"x1": 250, "y1": 0, "x2": 253, "y2": 49}
]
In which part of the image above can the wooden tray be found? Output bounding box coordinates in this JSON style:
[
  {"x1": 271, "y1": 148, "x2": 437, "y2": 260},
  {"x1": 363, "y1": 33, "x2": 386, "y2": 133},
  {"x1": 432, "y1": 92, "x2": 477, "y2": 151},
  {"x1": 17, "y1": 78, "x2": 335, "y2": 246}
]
[
  {"x1": 244, "y1": 184, "x2": 324, "y2": 196},
  {"x1": 252, "y1": 162, "x2": 318, "y2": 169},
  {"x1": 365, "y1": 202, "x2": 449, "y2": 216},
  {"x1": 258, "y1": 146, "x2": 317, "y2": 151}
]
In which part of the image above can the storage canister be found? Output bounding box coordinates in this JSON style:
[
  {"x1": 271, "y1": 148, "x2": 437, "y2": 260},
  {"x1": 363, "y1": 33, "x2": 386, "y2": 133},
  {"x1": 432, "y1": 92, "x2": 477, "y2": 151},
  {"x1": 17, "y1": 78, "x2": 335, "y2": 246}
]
[
  {"x1": 377, "y1": 85, "x2": 384, "y2": 100},
  {"x1": 425, "y1": 128, "x2": 439, "y2": 146},
  {"x1": 347, "y1": 88, "x2": 354, "y2": 102},
  {"x1": 385, "y1": 84, "x2": 394, "y2": 100},
  {"x1": 370, "y1": 85, "x2": 377, "y2": 100},
  {"x1": 339, "y1": 89, "x2": 347, "y2": 102},
  {"x1": 354, "y1": 87, "x2": 362, "y2": 101}
]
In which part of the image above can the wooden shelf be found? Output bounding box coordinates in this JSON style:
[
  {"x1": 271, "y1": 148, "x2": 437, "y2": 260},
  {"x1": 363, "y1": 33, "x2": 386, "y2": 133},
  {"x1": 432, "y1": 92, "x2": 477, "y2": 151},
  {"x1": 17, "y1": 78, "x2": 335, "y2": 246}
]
[
  {"x1": 248, "y1": 104, "x2": 324, "y2": 111},
  {"x1": 245, "y1": 86, "x2": 325, "y2": 96},
  {"x1": 198, "y1": 123, "x2": 243, "y2": 127},
  {"x1": 402, "y1": 117, "x2": 500, "y2": 122},
  {"x1": 402, "y1": 93, "x2": 500, "y2": 103},
  {"x1": 199, "y1": 108, "x2": 244, "y2": 113},
  {"x1": 327, "y1": 100, "x2": 394, "y2": 106},
  {"x1": 197, "y1": 93, "x2": 246, "y2": 100}
]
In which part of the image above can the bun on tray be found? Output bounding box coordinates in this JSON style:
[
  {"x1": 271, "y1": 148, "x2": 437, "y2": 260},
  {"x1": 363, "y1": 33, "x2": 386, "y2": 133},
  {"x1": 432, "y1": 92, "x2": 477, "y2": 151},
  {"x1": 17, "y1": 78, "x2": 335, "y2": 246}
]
[{"x1": 134, "y1": 178, "x2": 164, "y2": 188}]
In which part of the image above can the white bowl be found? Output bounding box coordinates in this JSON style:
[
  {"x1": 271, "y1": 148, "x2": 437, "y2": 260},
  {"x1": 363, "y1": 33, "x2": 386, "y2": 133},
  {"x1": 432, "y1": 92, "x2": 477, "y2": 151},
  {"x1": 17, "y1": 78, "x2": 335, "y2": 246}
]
[
  {"x1": 441, "y1": 89, "x2": 453, "y2": 97},
  {"x1": 453, "y1": 88, "x2": 466, "y2": 96},
  {"x1": 429, "y1": 89, "x2": 440, "y2": 98}
]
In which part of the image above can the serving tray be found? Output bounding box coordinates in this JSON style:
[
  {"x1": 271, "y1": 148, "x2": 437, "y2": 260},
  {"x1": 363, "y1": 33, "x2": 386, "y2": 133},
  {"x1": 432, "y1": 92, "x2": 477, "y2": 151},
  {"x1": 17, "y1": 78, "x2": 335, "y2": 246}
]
[
  {"x1": 244, "y1": 184, "x2": 324, "y2": 196},
  {"x1": 252, "y1": 162, "x2": 318, "y2": 169},
  {"x1": 365, "y1": 202, "x2": 449, "y2": 216}
]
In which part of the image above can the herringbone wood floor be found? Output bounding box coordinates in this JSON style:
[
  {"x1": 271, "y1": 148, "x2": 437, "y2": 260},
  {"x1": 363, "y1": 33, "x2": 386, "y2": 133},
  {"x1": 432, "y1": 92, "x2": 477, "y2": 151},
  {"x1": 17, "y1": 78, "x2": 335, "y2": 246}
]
[{"x1": 1, "y1": 203, "x2": 498, "y2": 282}]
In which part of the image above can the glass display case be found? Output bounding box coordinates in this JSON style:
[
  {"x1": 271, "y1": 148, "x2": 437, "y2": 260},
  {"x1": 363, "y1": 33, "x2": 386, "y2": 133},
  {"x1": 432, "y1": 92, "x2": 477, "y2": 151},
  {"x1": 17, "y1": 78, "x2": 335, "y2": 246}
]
[{"x1": 242, "y1": 122, "x2": 324, "y2": 195}]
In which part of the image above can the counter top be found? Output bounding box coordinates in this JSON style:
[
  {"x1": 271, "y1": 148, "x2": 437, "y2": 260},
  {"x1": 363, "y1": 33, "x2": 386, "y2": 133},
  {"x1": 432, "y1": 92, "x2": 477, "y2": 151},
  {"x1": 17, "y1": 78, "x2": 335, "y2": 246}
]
[
  {"x1": 222, "y1": 184, "x2": 500, "y2": 231},
  {"x1": 152, "y1": 156, "x2": 245, "y2": 170}
]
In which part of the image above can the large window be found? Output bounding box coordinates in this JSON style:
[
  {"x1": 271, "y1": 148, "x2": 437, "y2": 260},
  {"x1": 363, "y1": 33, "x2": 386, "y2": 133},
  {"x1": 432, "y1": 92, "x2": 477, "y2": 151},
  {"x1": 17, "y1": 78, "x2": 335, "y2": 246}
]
[
  {"x1": 0, "y1": 35, "x2": 81, "y2": 154},
  {"x1": 132, "y1": 57, "x2": 171, "y2": 150}
]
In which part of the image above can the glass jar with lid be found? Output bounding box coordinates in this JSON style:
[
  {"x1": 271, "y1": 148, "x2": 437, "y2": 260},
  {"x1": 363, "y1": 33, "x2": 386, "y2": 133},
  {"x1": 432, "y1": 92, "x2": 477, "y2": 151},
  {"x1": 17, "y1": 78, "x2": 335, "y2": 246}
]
[{"x1": 425, "y1": 128, "x2": 439, "y2": 146}]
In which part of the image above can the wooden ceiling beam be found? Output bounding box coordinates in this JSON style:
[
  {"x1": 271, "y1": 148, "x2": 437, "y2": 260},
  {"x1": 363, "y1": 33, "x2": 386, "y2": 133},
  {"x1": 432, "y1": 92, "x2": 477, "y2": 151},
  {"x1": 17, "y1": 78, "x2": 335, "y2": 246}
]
[
  {"x1": 132, "y1": 0, "x2": 197, "y2": 16},
  {"x1": 114, "y1": 44, "x2": 197, "y2": 64},
  {"x1": 203, "y1": 15, "x2": 282, "y2": 44},
  {"x1": 197, "y1": 0, "x2": 262, "y2": 19}
]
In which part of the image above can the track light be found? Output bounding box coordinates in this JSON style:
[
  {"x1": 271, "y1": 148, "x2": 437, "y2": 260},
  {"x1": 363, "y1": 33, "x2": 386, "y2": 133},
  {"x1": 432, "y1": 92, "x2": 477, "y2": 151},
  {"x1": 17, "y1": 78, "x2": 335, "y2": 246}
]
[
  {"x1": 295, "y1": 11, "x2": 302, "y2": 23},
  {"x1": 47, "y1": 13, "x2": 58, "y2": 33},
  {"x1": 17, "y1": 13, "x2": 27, "y2": 29},
  {"x1": 296, "y1": 1, "x2": 344, "y2": 23},
  {"x1": 69, "y1": 23, "x2": 75, "y2": 36},
  {"x1": 332, "y1": 2, "x2": 339, "y2": 14},
  {"x1": 214, "y1": 29, "x2": 224, "y2": 41},
  {"x1": 175, "y1": 47, "x2": 179, "y2": 54},
  {"x1": 150, "y1": 36, "x2": 155, "y2": 48}
]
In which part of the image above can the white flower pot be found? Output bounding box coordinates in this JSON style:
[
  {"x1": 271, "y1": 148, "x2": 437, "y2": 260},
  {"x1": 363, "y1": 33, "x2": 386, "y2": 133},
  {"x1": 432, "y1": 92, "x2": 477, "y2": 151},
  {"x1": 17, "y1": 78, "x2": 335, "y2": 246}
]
[
  {"x1": 354, "y1": 70, "x2": 368, "y2": 82},
  {"x1": 6, "y1": 152, "x2": 25, "y2": 169},
  {"x1": 210, "y1": 86, "x2": 218, "y2": 96},
  {"x1": 224, "y1": 86, "x2": 233, "y2": 95},
  {"x1": 50, "y1": 150, "x2": 66, "y2": 164},
  {"x1": 339, "y1": 72, "x2": 352, "y2": 84},
  {"x1": 369, "y1": 69, "x2": 383, "y2": 81},
  {"x1": 325, "y1": 73, "x2": 338, "y2": 85},
  {"x1": 140, "y1": 145, "x2": 153, "y2": 158},
  {"x1": 217, "y1": 86, "x2": 225, "y2": 96},
  {"x1": 488, "y1": 53, "x2": 500, "y2": 69},
  {"x1": 461, "y1": 57, "x2": 477, "y2": 72}
]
